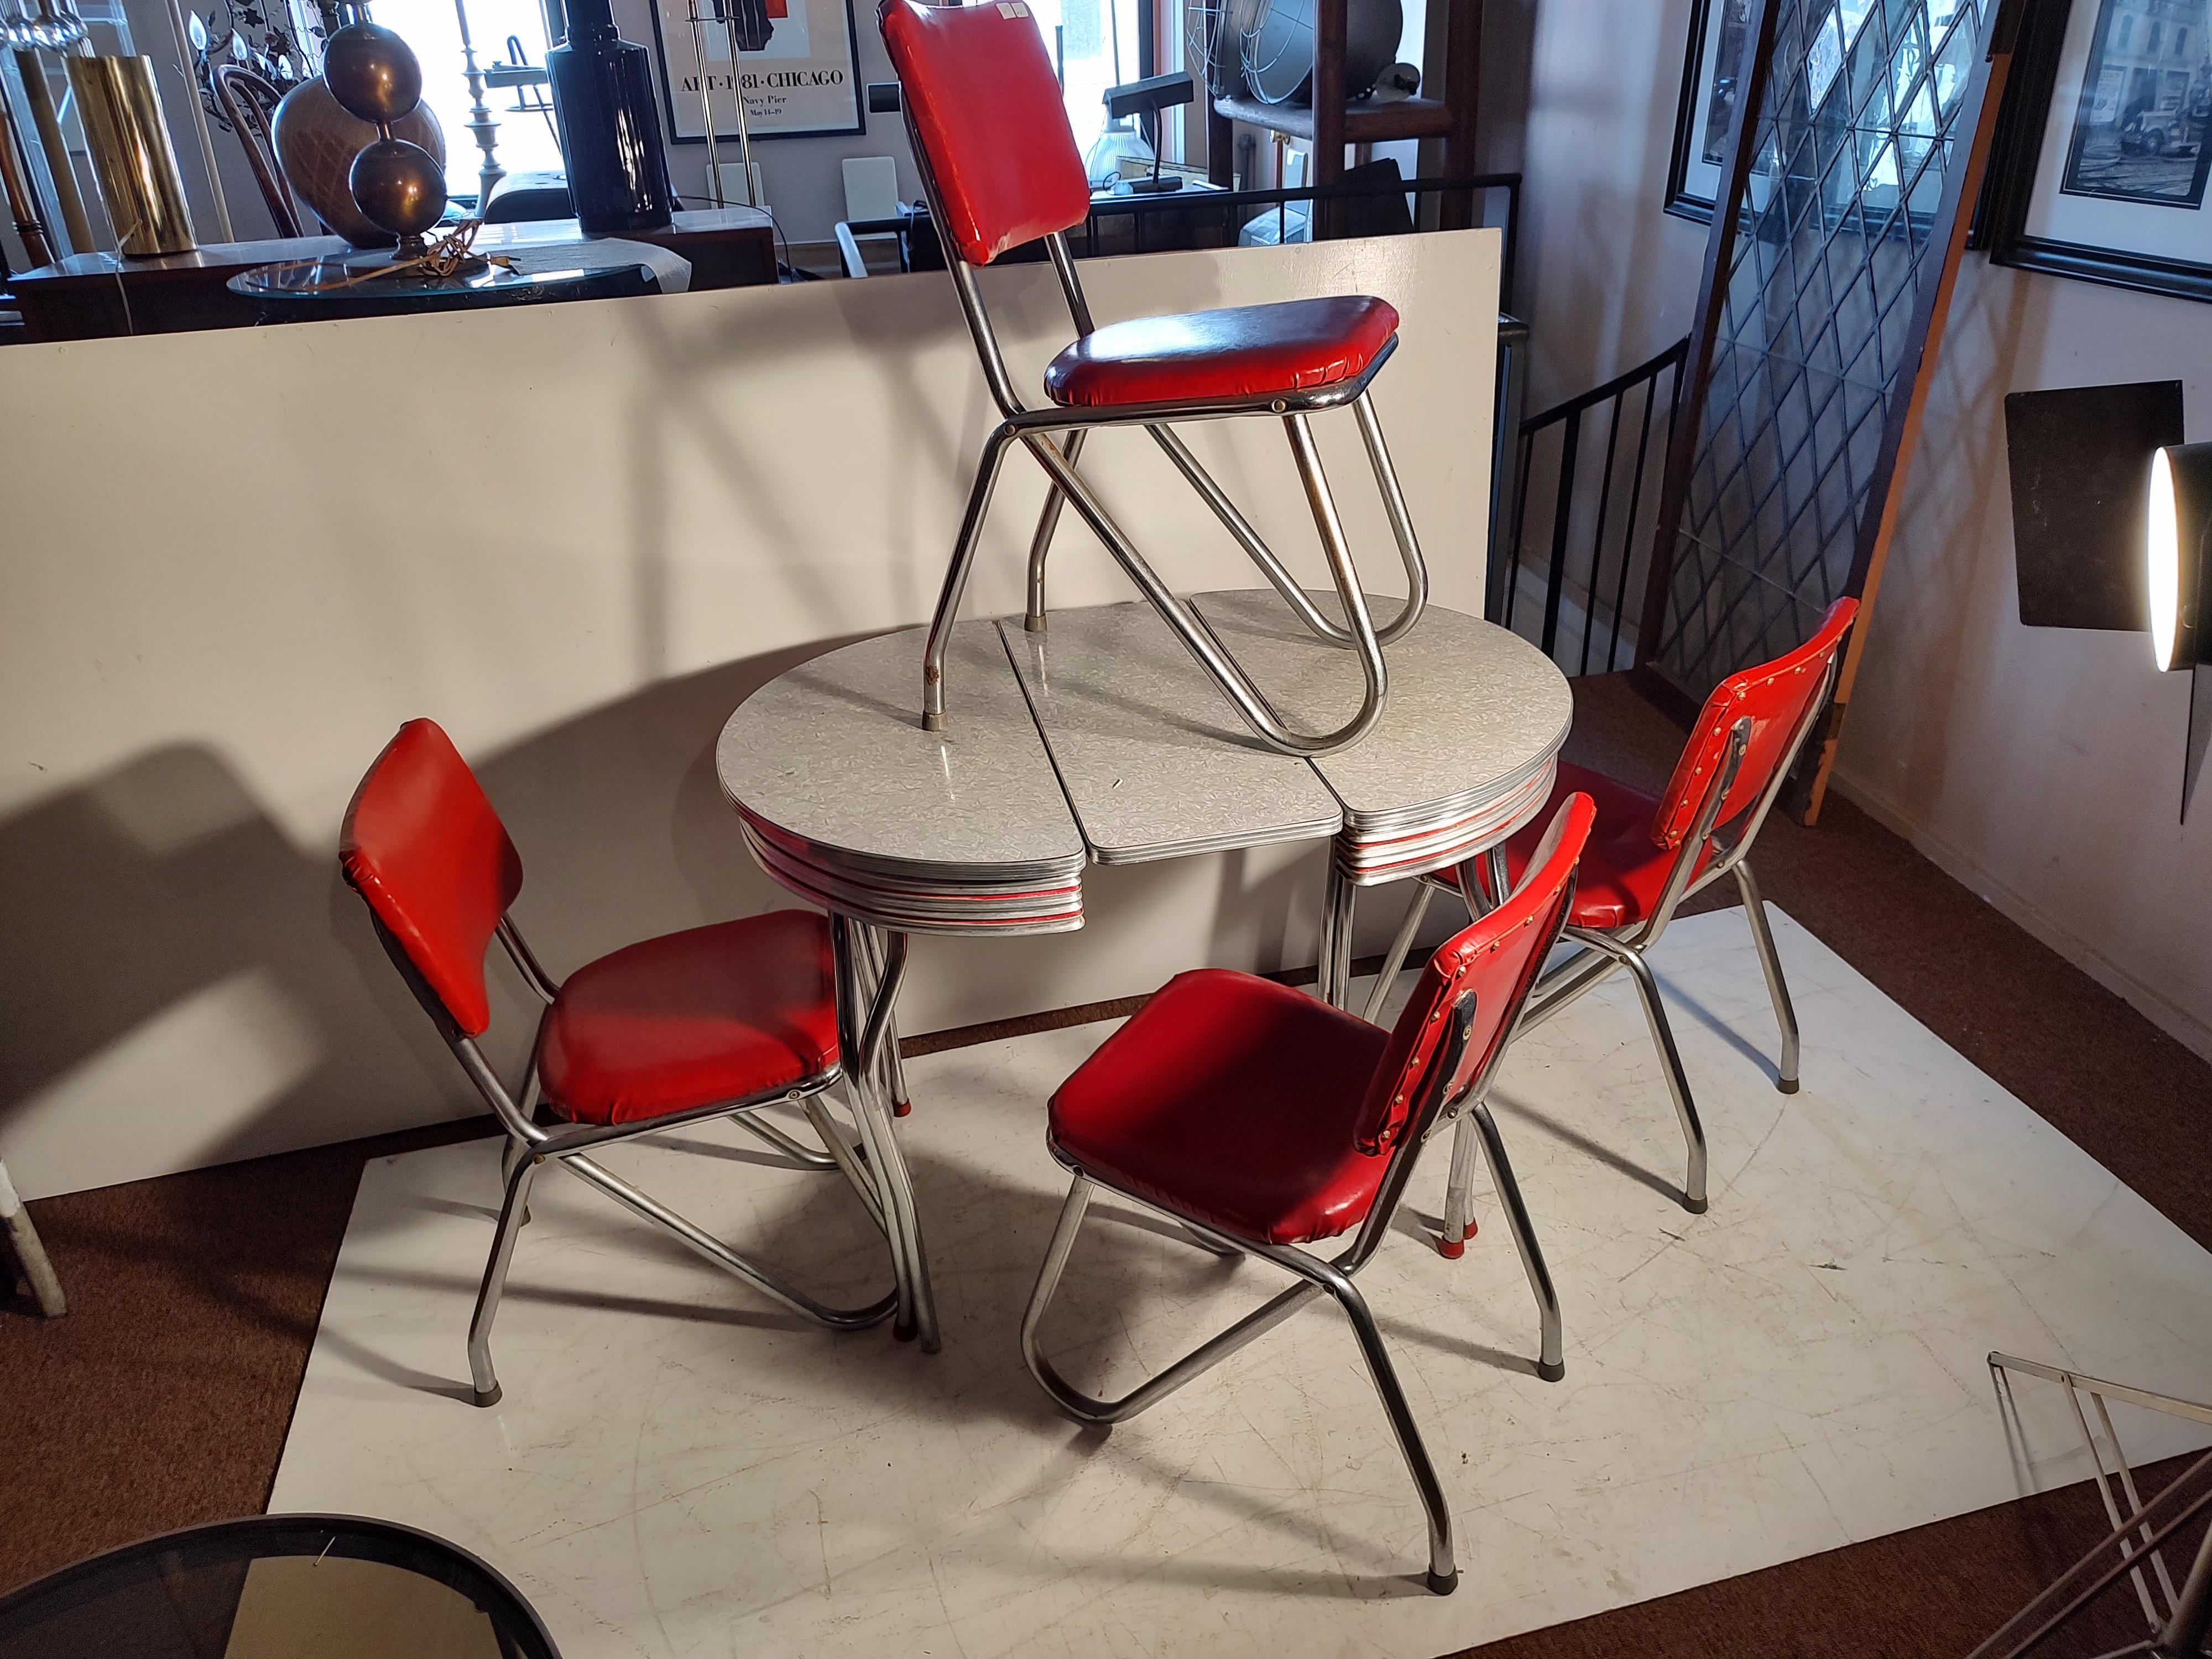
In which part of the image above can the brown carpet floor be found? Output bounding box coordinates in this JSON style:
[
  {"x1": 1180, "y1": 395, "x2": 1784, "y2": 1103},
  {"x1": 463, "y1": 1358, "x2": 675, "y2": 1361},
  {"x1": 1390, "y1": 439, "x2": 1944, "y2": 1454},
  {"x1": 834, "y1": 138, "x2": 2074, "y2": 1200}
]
[{"x1": 4, "y1": 672, "x2": 2206, "y2": 1657}]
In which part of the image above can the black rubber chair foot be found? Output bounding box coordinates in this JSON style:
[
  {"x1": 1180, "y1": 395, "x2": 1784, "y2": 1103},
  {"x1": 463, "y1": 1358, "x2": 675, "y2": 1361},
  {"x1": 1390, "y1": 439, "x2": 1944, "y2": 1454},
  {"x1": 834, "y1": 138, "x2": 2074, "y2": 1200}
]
[
  {"x1": 1537, "y1": 1358, "x2": 1565, "y2": 1383},
  {"x1": 1778, "y1": 1077, "x2": 1801, "y2": 1095},
  {"x1": 472, "y1": 1384, "x2": 502, "y2": 1408},
  {"x1": 893, "y1": 1320, "x2": 919, "y2": 1343},
  {"x1": 1427, "y1": 1568, "x2": 1459, "y2": 1596},
  {"x1": 1683, "y1": 1194, "x2": 1710, "y2": 1215}
]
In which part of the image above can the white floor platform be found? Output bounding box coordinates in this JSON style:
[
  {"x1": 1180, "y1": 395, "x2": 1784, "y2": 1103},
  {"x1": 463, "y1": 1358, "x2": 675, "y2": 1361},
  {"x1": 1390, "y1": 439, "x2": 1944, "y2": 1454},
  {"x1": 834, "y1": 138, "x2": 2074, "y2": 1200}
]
[{"x1": 271, "y1": 909, "x2": 2212, "y2": 1658}]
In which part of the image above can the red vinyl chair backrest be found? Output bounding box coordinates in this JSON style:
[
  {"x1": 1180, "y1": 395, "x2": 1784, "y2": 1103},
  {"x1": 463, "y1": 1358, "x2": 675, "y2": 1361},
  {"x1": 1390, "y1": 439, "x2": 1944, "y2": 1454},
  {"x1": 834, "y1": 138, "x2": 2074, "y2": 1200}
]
[
  {"x1": 1355, "y1": 793, "x2": 1594, "y2": 1156},
  {"x1": 339, "y1": 719, "x2": 523, "y2": 1037},
  {"x1": 878, "y1": 0, "x2": 1092, "y2": 266},
  {"x1": 1649, "y1": 597, "x2": 1858, "y2": 851}
]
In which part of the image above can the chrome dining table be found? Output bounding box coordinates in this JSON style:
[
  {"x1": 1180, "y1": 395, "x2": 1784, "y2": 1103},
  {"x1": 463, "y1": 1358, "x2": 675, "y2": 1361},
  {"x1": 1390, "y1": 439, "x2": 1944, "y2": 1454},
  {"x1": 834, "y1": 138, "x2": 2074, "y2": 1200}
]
[{"x1": 714, "y1": 591, "x2": 1573, "y2": 1349}]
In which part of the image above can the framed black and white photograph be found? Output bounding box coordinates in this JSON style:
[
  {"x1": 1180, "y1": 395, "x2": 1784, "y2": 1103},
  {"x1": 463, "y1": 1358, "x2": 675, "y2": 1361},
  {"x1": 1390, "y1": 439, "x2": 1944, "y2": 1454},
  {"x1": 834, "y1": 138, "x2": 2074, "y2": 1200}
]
[
  {"x1": 648, "y1": 0, "x2": 865, "y2": 143},
  {"x1": 1982, "y1": 0, "x2": 2212, "y2": 303},
  {"x1": 1666, "y1": 0, "x2": 1756, "y2": 220}
]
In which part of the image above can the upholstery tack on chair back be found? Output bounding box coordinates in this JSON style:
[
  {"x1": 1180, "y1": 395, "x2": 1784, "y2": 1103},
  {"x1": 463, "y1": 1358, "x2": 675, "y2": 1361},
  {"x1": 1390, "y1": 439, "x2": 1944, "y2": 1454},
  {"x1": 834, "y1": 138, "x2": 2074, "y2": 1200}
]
[
  {"x1": 876, "y1": 0, "x2": 1090, "y2": 266},
  {"x1": 1355, "y1": 796, "x2": 1589, "y2": 1161},
  {"x1": 1651, "y1": 598, "x2": 1860, "y2": 849}
]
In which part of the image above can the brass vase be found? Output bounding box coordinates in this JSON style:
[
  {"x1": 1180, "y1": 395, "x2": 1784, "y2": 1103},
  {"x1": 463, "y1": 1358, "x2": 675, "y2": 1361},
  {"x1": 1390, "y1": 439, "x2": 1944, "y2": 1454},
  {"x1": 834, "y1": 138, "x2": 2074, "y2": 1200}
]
[
  {"x1": 270, "y1": 76, "x2": 444, "y2": 247},
  {"x1": 65, "y1": 54, "x2": 196, "y2": 255}
]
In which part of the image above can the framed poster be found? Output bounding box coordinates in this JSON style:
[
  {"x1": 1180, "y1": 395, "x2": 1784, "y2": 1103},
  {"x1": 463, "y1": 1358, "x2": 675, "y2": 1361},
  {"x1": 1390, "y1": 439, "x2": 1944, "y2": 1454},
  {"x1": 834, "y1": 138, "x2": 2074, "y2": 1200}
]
[
  {"x1": 1666, "y1": 0, "x2": 1755, "y2": 220},
  {"x1": 1983, "y1": 0, "x2": 2212, "y2": 302},
  {"x1": 649, "y1": 0, "x2": 865, "y2": 142}
]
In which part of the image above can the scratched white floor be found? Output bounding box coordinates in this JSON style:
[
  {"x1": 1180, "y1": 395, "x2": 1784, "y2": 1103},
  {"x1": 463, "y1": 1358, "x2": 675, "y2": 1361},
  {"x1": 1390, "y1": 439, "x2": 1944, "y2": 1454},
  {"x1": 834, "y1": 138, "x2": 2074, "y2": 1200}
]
[{"x1": 272, "y1": 909, "x2": 2212, "y2": 1658}]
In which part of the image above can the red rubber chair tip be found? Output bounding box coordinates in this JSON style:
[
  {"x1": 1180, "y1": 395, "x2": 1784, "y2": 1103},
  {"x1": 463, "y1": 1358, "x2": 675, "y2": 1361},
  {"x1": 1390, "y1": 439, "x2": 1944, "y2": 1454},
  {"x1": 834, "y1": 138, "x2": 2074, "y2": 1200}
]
[
  {"x1": 1437, "y1": 1235, "x2": 1466, "y2": 1259},
  {"x1": 893, "y1": 1098, "x2": 912, "y2": 1118}
]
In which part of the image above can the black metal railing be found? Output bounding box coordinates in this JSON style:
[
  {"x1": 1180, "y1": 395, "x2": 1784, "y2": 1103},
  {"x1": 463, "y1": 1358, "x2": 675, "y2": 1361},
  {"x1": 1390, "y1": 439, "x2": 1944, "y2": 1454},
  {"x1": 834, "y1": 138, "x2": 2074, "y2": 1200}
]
[{"x1": 1495, "y1": 335, "x2": 1687, "y2": 677}]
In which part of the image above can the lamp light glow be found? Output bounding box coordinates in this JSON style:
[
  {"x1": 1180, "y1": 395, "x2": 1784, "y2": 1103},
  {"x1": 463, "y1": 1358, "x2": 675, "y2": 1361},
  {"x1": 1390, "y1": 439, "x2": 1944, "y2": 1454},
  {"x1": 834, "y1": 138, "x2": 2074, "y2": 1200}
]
[
  {"x1": 2146, "y1": 441, "x2": 2212, "y2": 674},
  {"x1": 2149, "y1": 447, "x2": 2180, "y2": 671}
]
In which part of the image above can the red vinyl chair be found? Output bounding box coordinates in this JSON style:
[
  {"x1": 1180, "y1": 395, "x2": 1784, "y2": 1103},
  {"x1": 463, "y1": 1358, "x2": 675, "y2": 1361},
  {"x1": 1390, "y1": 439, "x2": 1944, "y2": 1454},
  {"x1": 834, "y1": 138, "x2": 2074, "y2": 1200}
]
[
  {"x1": 1020, "y1": 794, "x2": 1595, "y2": 1595},
  {"x1": 1366, "y1": 599, "x2": 1857, "y2": 1240},
  {"x1": 879, "y1": 0, "x2": 1429, "y2": 756},
  {"x1": 338, "y1": 720, "x2": 926, "y2": 1407}
]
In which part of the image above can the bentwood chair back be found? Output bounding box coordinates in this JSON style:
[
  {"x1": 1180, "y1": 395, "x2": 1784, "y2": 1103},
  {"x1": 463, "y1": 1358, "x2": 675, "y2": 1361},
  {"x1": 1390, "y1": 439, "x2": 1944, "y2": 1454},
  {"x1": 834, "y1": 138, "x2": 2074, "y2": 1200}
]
[
  {"x1": 878, "y1": 0, "x2": 1433, "y2": 756},
  {"x1": 339, "y1": 719, "x2": 921, "y2": 1406},
  {"x1": 1021, "y1": 793, "x2": 1595, "y2": 1593},
  {"x1": 212, "y1": 66, "x2": 305, "y2": 238}
]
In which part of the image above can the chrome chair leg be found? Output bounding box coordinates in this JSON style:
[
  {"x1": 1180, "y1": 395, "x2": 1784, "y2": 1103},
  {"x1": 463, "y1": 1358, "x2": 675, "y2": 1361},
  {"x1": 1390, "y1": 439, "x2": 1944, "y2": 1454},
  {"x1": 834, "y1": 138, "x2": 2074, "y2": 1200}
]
[
  {"x1": 1733, "y1": 862, "x2": 1801, "y2": 1094},
  {"x1": 1021, "y1": 1176, "x2": 1459, "y2": 1593},
  {"x1": 922, "y1": 422, "x2": 1016, "y2": 733},
  {"x1": 467, "y1": 1152, "x2": 539, "y2": 1408},
  {"x1": 1351, "y1": 391, "x2": 1430, "y2": 639},
  {"x1": 732, "y1": 1109, "x2": 842, "y2": 1170},
  {"x1": 1253, "y1": 1239, "x2": 1457, "y2": 1594},
  {"x1": 562, "y1": 1149, "x2": 901, "y2": 1329},
  {"x1": 1438, "y1": 1113, "x2": 1478, "y2": 1259},
  {"x1": 1020, "y1": 1177, "x2": 1324, "y2": 1424},
  {"x1": 1465, "y1": 1101, "x2": 1563, "y2": 1381},
  {"x1": 1569, "y1": 927, "x2": 1708, "y2": 1213},
  {"x1": 1024, "y1": 428, "x2": 1086, "y2": 632},
  {"x1": 499, "y1": 1132, "x2": 533, "y2": 1227},
  {"x1": 1146, "y1": 418, "x2": 1426, "y2": 648}
]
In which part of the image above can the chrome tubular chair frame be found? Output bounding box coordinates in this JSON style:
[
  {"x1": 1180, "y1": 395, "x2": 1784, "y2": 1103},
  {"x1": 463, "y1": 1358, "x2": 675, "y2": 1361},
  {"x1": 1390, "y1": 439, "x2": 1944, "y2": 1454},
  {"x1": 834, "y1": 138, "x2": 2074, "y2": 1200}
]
[
  {"x1": 904, "y1": 116, "x2": 1428, "y2": 758},
  {"x1": 1022, "y1": 968, "x2": 1571, "y2": 1597},
  {"x1": 1342, "y1": 649, "x2": 1841, "y2": 1229},
  {"x1": 1974, "y1": 1354, "x2": 2212, "y2": 1659},
  {"x1": 371, "y1": 908, "x2": 925, "y2": 1406}
]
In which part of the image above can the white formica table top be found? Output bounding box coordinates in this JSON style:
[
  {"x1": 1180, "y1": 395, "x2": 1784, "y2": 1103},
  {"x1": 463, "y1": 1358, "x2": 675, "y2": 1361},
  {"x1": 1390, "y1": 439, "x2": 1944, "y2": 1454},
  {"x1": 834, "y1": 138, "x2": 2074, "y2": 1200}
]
[
  {"x1": 717, "y1": 596, "x2": 1572, "y2": 930},
  {"x1": 1190, "y1": 589, "x2": 1575, "y2": 838},
  {"x1": 999, "y1": 605, "x2": 1343, "y2": 864},
  {"x1": 716, "y1": 621, "x2": 1085, "y2": 889}
]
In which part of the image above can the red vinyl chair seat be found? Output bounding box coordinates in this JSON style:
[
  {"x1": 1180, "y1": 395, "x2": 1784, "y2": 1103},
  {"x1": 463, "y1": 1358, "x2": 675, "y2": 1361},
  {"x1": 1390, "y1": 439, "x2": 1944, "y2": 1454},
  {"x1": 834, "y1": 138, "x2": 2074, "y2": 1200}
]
[
  {"x1": 1473, "y1": 761, "x2": 1707, "y2": 932},
  {"x1": 536, "y1": 910, "x2": 841, "y2": 1128},
  {"x1": 1042, "y1": 295, "x2": 1401, "y2": 409},
  {"x1": 1047, "y1": 969, "x2": 1393, "y2": 1245}
]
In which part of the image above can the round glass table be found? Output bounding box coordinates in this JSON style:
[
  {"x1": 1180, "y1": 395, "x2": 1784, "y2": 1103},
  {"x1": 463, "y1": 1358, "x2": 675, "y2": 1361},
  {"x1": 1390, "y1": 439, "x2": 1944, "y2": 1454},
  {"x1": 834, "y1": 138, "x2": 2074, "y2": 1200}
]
[
  {"x1": 229, "y1": 253, "x2": 661, "y2": 323},
  {"x1": 0, "y1": 1515, "x2": 558, "y2": 1658}
]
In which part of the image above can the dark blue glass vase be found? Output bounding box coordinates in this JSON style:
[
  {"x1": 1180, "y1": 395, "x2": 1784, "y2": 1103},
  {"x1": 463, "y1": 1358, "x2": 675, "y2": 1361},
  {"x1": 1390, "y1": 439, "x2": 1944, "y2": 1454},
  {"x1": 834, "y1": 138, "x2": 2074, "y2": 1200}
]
[{"x1": 546, "y1": 0, "x2": 675, "y2": 235}]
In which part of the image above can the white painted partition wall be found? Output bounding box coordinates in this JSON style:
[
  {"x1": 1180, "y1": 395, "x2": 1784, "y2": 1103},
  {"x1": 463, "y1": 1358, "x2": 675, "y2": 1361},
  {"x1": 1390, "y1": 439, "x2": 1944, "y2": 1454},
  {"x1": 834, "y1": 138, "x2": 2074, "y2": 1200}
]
[{"x1": 0, "y1": 231, "x2": 1500, "y2": 1199}]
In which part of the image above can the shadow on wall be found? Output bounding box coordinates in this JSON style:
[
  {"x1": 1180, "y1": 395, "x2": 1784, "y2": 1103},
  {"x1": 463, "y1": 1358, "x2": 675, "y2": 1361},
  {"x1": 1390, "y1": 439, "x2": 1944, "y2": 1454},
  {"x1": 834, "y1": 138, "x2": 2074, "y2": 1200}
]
[
  {"x1": 0, "y1": 642, "x2": 838, "y2": 1203},
  {"x1": 0, "y1": 633, "x2": 1339, "y2": 1202}
]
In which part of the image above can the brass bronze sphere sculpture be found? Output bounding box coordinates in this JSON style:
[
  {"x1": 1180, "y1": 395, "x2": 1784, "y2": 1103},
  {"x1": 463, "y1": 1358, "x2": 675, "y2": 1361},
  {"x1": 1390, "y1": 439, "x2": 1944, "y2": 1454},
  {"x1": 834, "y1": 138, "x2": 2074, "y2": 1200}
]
[{"x1": 322, "y1": 20, "x2": 459, "y2": 263}]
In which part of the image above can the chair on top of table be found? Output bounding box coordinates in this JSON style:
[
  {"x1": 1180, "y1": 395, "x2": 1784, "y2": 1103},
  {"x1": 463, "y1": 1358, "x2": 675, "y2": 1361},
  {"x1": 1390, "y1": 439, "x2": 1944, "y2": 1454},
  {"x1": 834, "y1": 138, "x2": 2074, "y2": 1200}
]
[
  {"x1": 878, "y1": 0, "x2": 1431, "y2": 756},
  {"x1": 1370, "y1": 597, "x2": 1858, "y2": 1246},
  {"x1": 1019, "y1": 792, "x2": 1595, "y2": 1595},
  {"x1": 338, "y1": 718, "x2": 930, "y2": 1406}
]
